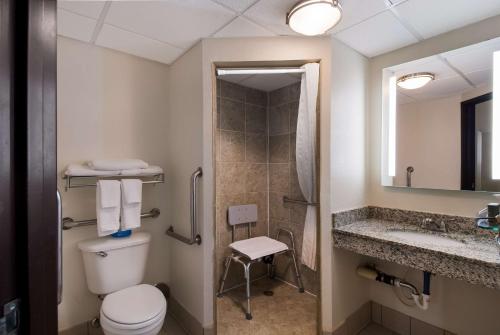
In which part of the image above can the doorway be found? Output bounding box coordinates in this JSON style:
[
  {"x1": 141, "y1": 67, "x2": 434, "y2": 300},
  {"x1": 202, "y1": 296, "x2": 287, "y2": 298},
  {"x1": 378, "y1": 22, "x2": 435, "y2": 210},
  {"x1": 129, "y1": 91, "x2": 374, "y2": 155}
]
[{"x1": 213, "y1": 64, "x2": 321, "y2": 334}]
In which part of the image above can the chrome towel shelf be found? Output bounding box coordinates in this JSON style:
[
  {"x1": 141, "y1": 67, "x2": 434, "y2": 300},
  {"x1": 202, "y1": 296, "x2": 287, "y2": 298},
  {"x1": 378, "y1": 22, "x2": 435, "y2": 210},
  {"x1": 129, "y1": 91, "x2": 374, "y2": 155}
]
[
  {"x1": 63, "y1": 208, "x2": 160, "y2": 230},
  {"x1": 283, "y1": 196, "x2": 318, "y2": 206},
  {"x1": 63, "y1": 173, "x2": 164, "y2": 191}
]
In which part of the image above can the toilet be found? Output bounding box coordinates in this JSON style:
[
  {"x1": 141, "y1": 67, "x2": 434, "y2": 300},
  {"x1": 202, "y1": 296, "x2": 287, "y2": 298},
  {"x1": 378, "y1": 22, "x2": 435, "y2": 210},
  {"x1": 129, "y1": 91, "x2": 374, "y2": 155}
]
[{"x1": 78, "y1": 232, "x2": 166, "y2": 335}]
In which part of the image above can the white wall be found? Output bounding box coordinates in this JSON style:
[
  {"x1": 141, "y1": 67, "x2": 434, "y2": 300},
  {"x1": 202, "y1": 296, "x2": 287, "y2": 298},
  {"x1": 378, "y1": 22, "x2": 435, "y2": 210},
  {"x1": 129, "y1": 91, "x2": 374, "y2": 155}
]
[
  {"x1": 165, "y1": 43, "x2": 206, "y2": 325},
  {"x1": 330, "y1": 38, "x2": 370, "y2": 329},
  {"x1": 200, "y1": 36, "x2": 333, "y2": 331},
  {"x1": 57, "y1": 37, "x2": 170, "y2": 331},
  {"x1": 367, "y1": 15, "x2": 500, "y2": 335}
]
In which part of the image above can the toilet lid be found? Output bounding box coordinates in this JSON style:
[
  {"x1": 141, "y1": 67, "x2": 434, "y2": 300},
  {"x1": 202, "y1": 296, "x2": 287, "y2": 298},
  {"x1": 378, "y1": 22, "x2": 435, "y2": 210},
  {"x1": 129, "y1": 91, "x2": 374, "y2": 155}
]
[{"x1": 102, "y1": 284, "x2": 166, "y2": 325}]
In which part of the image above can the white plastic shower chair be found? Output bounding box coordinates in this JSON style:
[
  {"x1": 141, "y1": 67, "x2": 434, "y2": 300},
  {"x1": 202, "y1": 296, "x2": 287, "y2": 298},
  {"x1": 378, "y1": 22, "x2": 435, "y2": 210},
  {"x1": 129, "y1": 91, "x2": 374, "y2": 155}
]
[{"x1": 216, "y1": 204, "x2": 304, "y2": 320}]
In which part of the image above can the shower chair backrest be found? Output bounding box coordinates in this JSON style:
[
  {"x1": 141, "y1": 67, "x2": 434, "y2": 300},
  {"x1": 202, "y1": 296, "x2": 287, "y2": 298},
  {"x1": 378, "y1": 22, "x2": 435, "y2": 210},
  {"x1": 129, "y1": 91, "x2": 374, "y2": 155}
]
[{"x1": 227, "y1": 204, "x2": 257, "y2": 242}]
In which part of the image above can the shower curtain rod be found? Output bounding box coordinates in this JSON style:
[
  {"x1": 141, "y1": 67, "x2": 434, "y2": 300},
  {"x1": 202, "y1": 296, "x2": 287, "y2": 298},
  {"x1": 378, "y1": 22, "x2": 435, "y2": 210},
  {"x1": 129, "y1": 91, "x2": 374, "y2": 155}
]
[{"x1": 216, "y1": 67, "x2": 306, "y2": 76}]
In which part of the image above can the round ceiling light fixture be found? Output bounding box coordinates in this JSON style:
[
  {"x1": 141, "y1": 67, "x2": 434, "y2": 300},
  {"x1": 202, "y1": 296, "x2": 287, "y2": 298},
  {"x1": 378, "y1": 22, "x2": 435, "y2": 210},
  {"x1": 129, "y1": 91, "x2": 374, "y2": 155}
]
[
  {"x1": 396, "y1": 72, "x2": 435, "y2": 90},
  {"x1": 286, "y1": 0, "x2": 342, "y2": 36}
]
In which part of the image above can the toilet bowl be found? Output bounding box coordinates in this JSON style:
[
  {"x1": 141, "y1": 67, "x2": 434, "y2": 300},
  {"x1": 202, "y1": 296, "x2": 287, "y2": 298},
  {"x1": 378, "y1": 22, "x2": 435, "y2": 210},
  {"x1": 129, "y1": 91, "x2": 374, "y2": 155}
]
[{"x1": 100, "y1": 284, "x2": 167, "y2": 335}]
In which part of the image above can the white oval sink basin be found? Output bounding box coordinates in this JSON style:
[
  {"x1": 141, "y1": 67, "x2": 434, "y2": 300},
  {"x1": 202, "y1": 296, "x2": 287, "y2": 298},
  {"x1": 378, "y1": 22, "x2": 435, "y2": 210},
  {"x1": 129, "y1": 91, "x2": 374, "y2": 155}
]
[{"x1": 386, "y1": 230, "x2": 466, "y2": 248}]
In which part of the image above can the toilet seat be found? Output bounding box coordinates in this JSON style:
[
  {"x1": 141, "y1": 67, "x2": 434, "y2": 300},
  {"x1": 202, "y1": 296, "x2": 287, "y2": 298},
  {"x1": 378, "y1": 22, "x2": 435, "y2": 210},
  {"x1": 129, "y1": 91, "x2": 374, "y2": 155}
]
[{"x1": 100, "y1": 284, "x2": 166, "y2": 334}]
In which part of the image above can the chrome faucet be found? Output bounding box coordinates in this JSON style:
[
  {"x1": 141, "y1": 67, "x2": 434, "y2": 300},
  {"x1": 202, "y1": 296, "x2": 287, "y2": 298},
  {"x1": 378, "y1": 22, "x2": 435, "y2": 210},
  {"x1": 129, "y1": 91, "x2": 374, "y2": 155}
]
[{"x1": 420, "y1": 218, "x2": 448, "y2": 233}]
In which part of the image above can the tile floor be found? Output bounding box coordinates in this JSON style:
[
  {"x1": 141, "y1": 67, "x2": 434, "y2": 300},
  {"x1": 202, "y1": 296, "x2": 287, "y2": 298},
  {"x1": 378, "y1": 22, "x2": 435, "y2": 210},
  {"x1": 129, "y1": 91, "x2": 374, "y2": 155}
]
[
  {"x1": 359, "y1": 323, "x2": 396, "y2": 335},
  {"x1": 217, "y1": 277, "x2": 317, "y2": 335}
]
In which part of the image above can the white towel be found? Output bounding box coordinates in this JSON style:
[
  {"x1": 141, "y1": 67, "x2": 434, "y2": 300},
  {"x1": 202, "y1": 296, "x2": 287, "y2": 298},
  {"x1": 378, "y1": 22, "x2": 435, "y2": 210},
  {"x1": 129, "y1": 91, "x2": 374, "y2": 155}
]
[
  {"x1": 120, "y1": 165, "x2": 163, "y2": 176},
  {"x1": 65, "y1": 164, "x2": 120, "y2": 176},
  {"x1": 120, "y1": 179, "x2": 142, "y2": 230},
  {"x1": 96, "y1": 180, "x2": 121, "y2": 236},
  {"x1": 88, "y1": 159, "x2": 149, "y2": 171}
]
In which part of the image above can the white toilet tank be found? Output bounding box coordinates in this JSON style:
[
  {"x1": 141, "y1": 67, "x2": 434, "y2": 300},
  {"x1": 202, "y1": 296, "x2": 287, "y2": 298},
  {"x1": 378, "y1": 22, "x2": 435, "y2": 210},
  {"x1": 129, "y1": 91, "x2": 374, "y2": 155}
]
[{"x1": 78, "y1": 232, "x2": 151, "y2": 295}]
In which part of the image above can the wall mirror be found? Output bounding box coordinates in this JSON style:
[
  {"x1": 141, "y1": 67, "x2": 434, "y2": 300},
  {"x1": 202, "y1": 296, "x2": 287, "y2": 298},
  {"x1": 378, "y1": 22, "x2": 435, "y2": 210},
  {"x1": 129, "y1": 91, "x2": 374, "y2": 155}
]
[{"x1": 381, "y1": 37, "x2": 500, "y2": 192}]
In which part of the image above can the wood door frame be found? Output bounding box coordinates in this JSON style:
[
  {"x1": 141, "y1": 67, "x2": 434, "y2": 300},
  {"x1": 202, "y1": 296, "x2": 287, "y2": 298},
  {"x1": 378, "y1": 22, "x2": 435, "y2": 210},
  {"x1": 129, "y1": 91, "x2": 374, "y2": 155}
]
[{"x1": 9, "y1": 0, "x2": 58, "y2": 333}]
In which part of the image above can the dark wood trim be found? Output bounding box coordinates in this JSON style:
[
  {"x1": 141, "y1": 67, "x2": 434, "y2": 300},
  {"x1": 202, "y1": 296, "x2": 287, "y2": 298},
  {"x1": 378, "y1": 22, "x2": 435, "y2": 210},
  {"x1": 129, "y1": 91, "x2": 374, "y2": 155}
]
[
  {"x1": 0, "y1": 0, "x2": 17, "y2": 309},
  {"x1": 460, "y1": 92, "x2": 492, "y2": 190}
]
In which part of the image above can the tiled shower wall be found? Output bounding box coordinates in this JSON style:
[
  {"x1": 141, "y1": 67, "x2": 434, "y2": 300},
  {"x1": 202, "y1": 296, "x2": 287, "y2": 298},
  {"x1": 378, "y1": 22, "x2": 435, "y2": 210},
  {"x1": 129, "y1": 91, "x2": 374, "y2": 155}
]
[
  {"x1": 268, "y1": 83, "x2": 320, "y2": 295},
  {"x1": 215, "y1": 80, "x2": 269, "y2": 288},
  {"x1": 215, "y1": 79, "x2": 319, "y2": 294}
]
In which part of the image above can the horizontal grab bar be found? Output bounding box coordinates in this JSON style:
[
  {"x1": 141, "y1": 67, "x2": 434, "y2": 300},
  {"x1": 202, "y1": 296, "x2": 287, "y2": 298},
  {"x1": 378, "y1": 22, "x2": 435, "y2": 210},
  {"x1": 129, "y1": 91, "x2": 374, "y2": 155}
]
[
  {"x1": 166, "y1": 167, "x2": 202, "y2": 245},
  {"x1": 283, "y1": 196, "x2": 318, "y2": 206},
  {"x1": 62, "y1": 208, "x2": 160, "y2": 230}
]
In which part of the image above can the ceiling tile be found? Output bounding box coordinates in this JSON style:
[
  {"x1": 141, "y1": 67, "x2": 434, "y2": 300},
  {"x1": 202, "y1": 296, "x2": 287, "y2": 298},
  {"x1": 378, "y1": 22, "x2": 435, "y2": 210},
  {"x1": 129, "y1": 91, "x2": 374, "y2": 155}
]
[
  {"x1": 334, "y1": 11, "x2": 418, "y2": 57},
  {"x1": 105, "y1": 0, "x2": 235, "y2": 49},
  {"x1": 58, "y1": 1, "x2": 105, "y2": 19},
  {"x1": 395, "y1": 0, "x2": 500, "y2": 39},
  {"x1": 214, "y1": 16, "x2": 276, "y2": 38},
  {"x1": 57, "y1": 9, "x2": 97, "y2": 43},
  {"x1": 331, "y1": 0, "x2": 389, "y2": 33},
  {"x1": 211, "y1": 0, "x2": 259, "y2": 13},
  {"x1": 442, "y1": 37, "x2": 500, "y2": 74},
  {"x1": 243, "y1": 0, "x2": 299, "y2": 35},
  {"x1": 95, "y1": 24, "x2": 185, "y2": 64}
]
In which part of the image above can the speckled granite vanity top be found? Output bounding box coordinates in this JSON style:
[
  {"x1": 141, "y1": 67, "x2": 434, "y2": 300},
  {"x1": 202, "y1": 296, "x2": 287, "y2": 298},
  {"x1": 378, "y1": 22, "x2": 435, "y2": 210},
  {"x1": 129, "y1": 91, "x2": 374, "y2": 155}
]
[{"x1": 332, "y1": 207, "x2": 500, "y2": 289}]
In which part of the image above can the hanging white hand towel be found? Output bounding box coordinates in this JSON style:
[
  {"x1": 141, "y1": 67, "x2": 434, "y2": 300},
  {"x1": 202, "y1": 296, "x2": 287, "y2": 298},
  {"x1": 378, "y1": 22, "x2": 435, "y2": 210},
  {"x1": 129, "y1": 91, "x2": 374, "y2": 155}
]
[
  {"x1": 296, "y1": 63, "x2": 320, "y2": 271},
  {"x1": 96, "y1": 180, "x2": 121, "y2": 237},
  {"x1": 121, "y1": 179, "x2": 143, "y2": 230}
]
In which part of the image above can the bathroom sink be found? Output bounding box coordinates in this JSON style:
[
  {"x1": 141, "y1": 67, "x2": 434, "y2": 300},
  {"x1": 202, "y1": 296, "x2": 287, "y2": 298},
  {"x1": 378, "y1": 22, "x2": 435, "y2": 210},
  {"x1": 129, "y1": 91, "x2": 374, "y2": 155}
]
[{"x1": 386, "y1": 230, "x2": 466, "y2": 247}]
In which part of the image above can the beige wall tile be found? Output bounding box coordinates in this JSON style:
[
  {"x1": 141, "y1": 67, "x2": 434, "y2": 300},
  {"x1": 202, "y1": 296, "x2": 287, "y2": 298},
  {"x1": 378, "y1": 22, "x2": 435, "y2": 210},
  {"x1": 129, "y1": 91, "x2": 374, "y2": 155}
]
[
  {"x1": 289, "y1": 101, "x2": 299, "y2": 133},
  {"x1": 220, "y1": 130, "x2": 245, "y2": 162},
  {"x1": 246, "y1": 104, "x2": 267, "y2": 134},
  {"x1": 269, "y1": 163, "x2": 290, "y2": 193},
  {"x1": 220, "y1": 98, "x2": 244, "y2": 131},
  {"x1": 381, "y1": 306, "x2": 410, "y2": 335},
  {"x1": 246, "y1": 87, "x2": 267, "y2": 106},
  {"x1": 269, "y1": 192, "x2": 290, "y2": 222},
  {"x1": 269, "y1": 104, "x2": 290, "y2": 135},
  {"x1": 246, "y1": 163, "x2": 267, "y2": 193},
  {"x1": 371, "y1": 302, "x2": 382, "y2": 325},
  {"x1": 290, "y1": 132, "x2": 297, "y2": 162},
  {"x1": 347, "y1": 302, "x2": 371, "y2": 335},
  {"x1": 216, "y1": 162, "x2": 246, "y2": 195},
  {"x1": 220, "y1": 80, "x2": 245, "y2": 102},
  {"x1": 410, "y1": 319, "x2": 444, "y2": 335},
  {"x1": 246, "y1": 134, "x2": 267, "y2": 163},
  {"x1": 270, "y1": 134, "x2": 290, "y2": 163}
]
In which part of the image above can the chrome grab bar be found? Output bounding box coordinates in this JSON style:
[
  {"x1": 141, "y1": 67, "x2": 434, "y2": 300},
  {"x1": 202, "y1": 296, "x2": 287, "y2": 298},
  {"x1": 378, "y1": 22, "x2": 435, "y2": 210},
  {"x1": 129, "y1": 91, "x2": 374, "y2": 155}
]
[
  {"x1": 57, "y1": 189, "x2": 63, "y2": 305},
  {"x1": 166, "y1": 167, "x2": 202, "y2": 245},
  {"x1": 62, "y1": 208, "x2": 160, "y2": 230},
  {"x1": 283, "y1": 196, "x2": 318, "y2": 206}
]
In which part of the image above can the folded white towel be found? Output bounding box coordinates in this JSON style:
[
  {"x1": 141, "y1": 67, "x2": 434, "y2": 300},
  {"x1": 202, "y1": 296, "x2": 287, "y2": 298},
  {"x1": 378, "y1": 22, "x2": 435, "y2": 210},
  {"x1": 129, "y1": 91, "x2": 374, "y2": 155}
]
[
  {"x1": 88, "y1": 159, "x2": 149, "y2": 171},
  {"x1": 96, "y1": 180, "x2": 121, "y2": 237},
  {"x1": 65, "y1": 164, "x2": 120, "y2": 177},
  {"x1": 120, "y1": 165, "x2": 163, "y2": 176},
  {"x1": 120, "y1": 179, "x2": 142, "y2": 230}
]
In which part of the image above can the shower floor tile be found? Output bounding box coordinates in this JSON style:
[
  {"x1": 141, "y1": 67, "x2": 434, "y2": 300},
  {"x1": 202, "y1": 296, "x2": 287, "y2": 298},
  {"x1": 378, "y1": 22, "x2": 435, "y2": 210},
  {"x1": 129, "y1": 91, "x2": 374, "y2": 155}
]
[{"x1": 217, "y1": 277, "x2": 317, "y2": 335}]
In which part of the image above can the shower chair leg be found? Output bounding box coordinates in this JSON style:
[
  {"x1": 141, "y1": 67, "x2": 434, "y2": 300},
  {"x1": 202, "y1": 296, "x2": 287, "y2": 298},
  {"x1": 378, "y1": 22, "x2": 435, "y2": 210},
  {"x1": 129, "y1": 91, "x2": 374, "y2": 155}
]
[
  {"x1": 243, "y1": 263, "x2": 252, "y2": 320},
  {"x1": 217, "y1": 256, "x2": 232, "y2": 298},
  {"x1": 290, "y1": 249, "x2": 305, "y2": 293}
]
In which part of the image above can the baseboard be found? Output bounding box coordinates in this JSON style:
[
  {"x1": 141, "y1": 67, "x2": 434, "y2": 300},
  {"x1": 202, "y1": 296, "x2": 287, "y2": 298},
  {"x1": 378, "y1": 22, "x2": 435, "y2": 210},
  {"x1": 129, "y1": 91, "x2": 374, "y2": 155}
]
[{"x1": 168, "y1": 295, "x2": 205, "y2": 335}]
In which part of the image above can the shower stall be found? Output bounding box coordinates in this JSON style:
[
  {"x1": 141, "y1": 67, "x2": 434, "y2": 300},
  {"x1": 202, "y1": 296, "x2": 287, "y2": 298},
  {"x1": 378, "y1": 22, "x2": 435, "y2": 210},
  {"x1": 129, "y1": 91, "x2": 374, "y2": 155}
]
[{"x1": 214, "y1": 65, "x2": 320, "y2": 334}]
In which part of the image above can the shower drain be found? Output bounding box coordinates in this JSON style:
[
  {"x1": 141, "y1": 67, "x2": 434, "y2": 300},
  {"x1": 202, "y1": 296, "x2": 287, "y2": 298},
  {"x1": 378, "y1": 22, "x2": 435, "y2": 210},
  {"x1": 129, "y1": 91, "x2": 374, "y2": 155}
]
[{"x1": 263, "y1": 290, "x2": 274, "y2": 296}]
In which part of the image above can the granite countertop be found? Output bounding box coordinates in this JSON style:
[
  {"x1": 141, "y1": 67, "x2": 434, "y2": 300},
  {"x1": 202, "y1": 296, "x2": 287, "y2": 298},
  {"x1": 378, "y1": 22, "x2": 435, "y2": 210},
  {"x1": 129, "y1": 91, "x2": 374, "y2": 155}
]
[{"x1": 332, "y1": 211, "x2": 500, "y2": 290}]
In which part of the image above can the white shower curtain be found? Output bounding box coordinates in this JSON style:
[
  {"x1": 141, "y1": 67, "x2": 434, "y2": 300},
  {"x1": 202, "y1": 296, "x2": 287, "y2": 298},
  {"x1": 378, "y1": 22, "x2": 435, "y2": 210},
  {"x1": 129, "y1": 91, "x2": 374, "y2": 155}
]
[{"x1": 296, "y1": 63, "x2": 319, "y2": 271}]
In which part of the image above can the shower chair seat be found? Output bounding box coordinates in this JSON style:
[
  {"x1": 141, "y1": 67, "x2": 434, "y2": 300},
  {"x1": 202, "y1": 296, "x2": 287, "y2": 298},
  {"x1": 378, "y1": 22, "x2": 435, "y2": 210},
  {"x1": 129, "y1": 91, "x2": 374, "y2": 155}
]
[{"x1": 217, "y1": 204, "x2": 304, "y2": 320}]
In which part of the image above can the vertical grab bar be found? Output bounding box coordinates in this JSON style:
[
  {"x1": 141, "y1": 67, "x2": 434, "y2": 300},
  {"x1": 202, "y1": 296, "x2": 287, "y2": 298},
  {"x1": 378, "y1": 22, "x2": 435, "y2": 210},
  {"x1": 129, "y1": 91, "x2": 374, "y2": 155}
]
[
  {"x1": 166, "y1": 167, "x2": 202, "y2": 245},
  {"x1": 57, "y1": 189, "x2": 63, "y2": 304}
]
